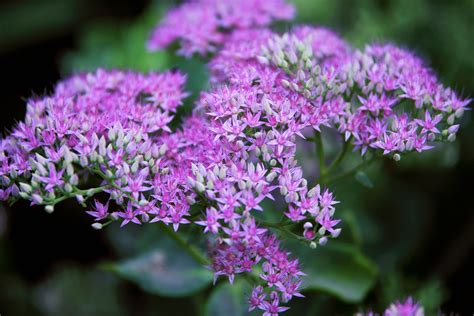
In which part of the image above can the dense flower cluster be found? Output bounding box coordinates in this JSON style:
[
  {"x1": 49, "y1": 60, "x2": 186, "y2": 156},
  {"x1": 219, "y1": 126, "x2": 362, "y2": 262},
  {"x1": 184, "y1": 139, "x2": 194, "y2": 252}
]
[
  {"x1": 147, "y1": 0, "x2": 294, "y2": 57},
  {"x1": 0, "y1": 69, "x2": 190, "y2": 223},
  {"x1": 1, "y1": 0, "x2": 470, "y2": 314},
  {"x1": 0, "y1": 67, "x2": 325, "y2": 313},
  {"x1": 260, "y1": 27, "x2": 470, "y2": 158}
]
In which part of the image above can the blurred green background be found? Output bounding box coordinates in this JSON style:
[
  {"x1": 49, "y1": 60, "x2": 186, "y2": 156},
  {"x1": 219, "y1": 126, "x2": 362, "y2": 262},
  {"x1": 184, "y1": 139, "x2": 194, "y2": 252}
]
[{"x1": 0, "y1": 0, "x2": 473, "y2": 315}]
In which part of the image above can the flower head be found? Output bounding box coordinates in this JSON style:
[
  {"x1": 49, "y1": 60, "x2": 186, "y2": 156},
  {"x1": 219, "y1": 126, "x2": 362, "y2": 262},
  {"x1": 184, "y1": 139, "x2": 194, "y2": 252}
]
[{"x1": 147, "y1": 0, "x2": 294, "y2": 57}]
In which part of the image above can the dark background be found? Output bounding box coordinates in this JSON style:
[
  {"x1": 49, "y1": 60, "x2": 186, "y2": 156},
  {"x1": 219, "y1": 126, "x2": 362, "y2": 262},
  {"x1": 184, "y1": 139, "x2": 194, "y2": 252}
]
[{"x1": 0, "y1": 0, "x2": 473, "y2": 315}]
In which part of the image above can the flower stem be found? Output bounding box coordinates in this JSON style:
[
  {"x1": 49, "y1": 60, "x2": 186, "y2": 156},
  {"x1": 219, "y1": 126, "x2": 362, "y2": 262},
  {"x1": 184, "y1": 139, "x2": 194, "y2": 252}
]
[
  {"x1": 160, "y1": 223, "x2": 210, "y2": 266},
  {"x1": 314, "y1": 132, "x2": 325, "y2": 176},
  {"x1": 257, "y1": 218, "x2": 305, "y2": 241},
  {"x1": 323, "y1": 139, "x2": 351, "y2": 177},
  {"x1": 324, "y1": 156, "x2": 376, "y2": 185}
]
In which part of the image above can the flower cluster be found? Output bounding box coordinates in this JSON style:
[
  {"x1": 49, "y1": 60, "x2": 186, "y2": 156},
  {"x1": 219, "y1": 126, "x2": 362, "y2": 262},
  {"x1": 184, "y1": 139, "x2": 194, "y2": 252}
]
[
  {"x1": 358, "y1": 297, "x2": 424, "y2": 316},
  {"x1": 260, "y1": 27, "x2": 470, "y2": 158},
  {"x1": 186, "y1": 28, "x2": 343, "y2": 310},
  {"x1": 384, "y1": 297, "x2": 424, "y2": 316},
  {"x1": 0, "y1": 69, "x2": 191, "y2": 227},
  {"x1": 211, "y1": 233, "x2": 304, "y2": 314},
  {"x1": 1, "y1": 1, "x2": 470, "y2": 315},
  {"x1": 147, "y1": 0, "x2": 294, "y2": 57},
  {"x1": 1, "y1": 66, "x2": 322, "y2": 312}
]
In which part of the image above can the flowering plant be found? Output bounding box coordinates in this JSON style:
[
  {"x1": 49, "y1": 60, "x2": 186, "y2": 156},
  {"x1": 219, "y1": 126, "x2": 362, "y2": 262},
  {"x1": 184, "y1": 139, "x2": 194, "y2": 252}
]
[{"x1": 0, "y1": 0, "x2": 470, "y2": 315}]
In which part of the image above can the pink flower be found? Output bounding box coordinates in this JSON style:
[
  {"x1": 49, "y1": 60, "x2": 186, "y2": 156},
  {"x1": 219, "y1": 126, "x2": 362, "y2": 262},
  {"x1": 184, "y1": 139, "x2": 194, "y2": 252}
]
[{"x1": 384, "y1": 297, "x2": 424, "y2": 316}]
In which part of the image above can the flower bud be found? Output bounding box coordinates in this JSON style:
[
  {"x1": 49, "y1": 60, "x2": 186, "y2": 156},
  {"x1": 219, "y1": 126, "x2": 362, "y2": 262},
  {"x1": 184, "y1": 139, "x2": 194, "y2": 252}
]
[
  {"x1": 91, "y1": 223, "x2": 103, "y2": 230},
  {"x1": 76, "y1": 194, "x2": 84, "y2": 204},
  {"x1": 195, "y1": 182, "x2": 205, "y2": 193},
  {"x1": 44, "y1": 205, "x2": 54, "y2": 214},
  {"x1": 319, "y1": 236, "x2": 328, "y2": 246},
  {"x1": 19, "y1": 182, "x2": 32, "y2": 193},
  {"x1": 32, "y1": 194, "x2": 43, "y2": 204}
]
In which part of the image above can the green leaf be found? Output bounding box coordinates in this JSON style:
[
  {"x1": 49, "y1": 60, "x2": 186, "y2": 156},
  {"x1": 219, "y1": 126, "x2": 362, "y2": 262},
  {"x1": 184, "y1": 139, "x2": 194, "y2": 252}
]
[
  {"x1": 106, "y1": 231, "x2": 213, "y2": 297},
  {"x1": 286, "y1": 240, "x2": 378, "y2": 303},
  {"x1": 355, "y1": 171, "x2": 374, "y2": 188},
  {"x1": 205, "y1": 280, "x2": 257, "y2": 316}
]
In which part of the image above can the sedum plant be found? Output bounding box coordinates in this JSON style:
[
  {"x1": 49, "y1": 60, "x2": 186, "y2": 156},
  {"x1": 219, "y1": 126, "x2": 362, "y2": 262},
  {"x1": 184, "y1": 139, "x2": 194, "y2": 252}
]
[{"x1": 0, "y1": 0, "x2": 469, "y2": 314}]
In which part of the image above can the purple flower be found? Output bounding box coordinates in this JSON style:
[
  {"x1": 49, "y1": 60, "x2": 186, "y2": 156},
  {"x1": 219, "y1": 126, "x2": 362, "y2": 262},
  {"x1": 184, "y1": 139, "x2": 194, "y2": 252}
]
[
  {"x1": 86, "y1": 200, "x2": 109, "y2": 221},
  {"x1": 37, "y1": 164, "x2": 65, "y2": 192},
  {"x1": 249, "y1": 286, "x2": 266, "y2": 311},
  {"x1": 195, "y1": 207, "x2": 222, "y2": 234},
  {"x1": 118, "y1": 202, "x2": 141, "y2": 227},
  {"x1": 384, "y1": 297, "x2": 424, "y2": 316},
  {"x1": 415, "y1": 111, "x2": 443, "y2": 134},
  {"x1": 260, "y1": 292, "x2": 290, "y2": 316}
]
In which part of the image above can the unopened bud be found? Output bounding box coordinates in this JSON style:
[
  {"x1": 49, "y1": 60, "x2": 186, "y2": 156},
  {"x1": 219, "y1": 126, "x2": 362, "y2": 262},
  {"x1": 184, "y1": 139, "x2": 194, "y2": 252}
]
[
  {"x1": 19, "y1": 182, "x2": 32, "y2": 193},
  {"x1": 195, "y1": 182, "x2": 205, "y2": 193},
  {"x1": 319, "y1": 236, "x2": 328, "y2": 246},
  {"x1": 44, "y1": 205, "x2": 54, "y2": 214},
  {"x1": 76, "y1": 194, "x2": 85, "y2": 204},
  {"x1": 455, "y1": 108, "x2": 464, "y2": 118},
  {"x1": 91, "y1": 223, "x2": 103, "y2": 230},
  {"x1": 266, "y1": 172, "x2": 277, "y2": 182},
  {"x1": 32, "y1": 194, "x2": 43, "y2": 204},
  {"x1": 186, "y1": 195, "x2": 196, "y2": 205}
]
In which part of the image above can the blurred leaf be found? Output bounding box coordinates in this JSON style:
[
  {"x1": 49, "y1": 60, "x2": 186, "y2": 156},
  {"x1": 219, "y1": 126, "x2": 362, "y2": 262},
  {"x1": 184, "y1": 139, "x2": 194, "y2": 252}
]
[
  {"x1": 355, "y1": 171, "x2": 374, "y2": 188},
  {"x1": 61, "y1": 5, "x2": 170, "y2": 74},
  {"x1": 205, "y1": 280, "x2": 256, "y2": 316},
  {"x1": 416, "y1": 280, "x2": 446, "y2": 315},
  {"x1": 286, "y1": 240, "x2": 378, "y2": 303},
  {"x1": 106, "y1": 231, "x2": 213, "y2": 297},
  {"x1": 106, "y1": 223, "x2": 162, "y2": 257},
  {"x1": 33, "y1": 265, "x2": 122, "y2": 316}
]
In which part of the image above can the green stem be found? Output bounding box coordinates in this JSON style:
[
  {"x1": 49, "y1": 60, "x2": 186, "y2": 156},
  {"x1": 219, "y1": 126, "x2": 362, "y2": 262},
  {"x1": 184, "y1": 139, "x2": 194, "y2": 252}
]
[
  {"x1": 160, "y1": 223, "x2": 210, "y2": 266},
  {"x1": 257, "y1": 219, "x2": 305, "y2": 241},
  {"x1": 43, "y1": 186, "x2": 106, "y2": 206},
  {"x1": 324, "y1": 156, "x2": 376, "y2": 185},
  {"x1": 314, "y1": 132, "x2": 325, "y2": 175},
  {"x1": 92, "y1": 167, "x2": 140, "y2": 203},
  {"x1": 323, "y1": 139, "x2": 351, "y2": 177}
]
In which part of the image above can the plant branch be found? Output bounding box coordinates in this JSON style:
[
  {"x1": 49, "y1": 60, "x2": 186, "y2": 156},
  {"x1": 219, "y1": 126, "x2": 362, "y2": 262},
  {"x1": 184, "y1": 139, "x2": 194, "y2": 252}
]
[
  {"x1": 323, "y1": 139, "x2": 352, "y2": 177},
  {"x1": 257, "y1": 218, "x2": 305, "y2": 241}
]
